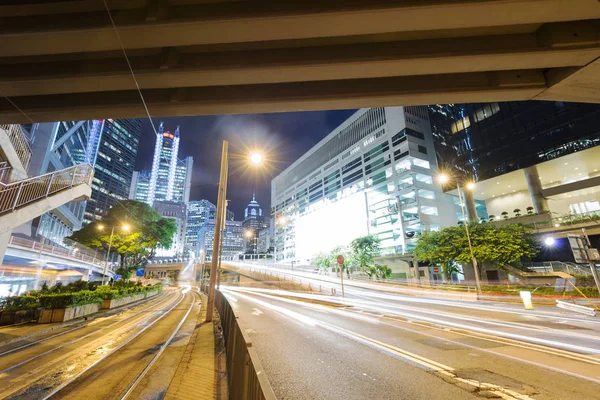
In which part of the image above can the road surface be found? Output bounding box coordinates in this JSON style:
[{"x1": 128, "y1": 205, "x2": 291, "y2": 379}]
[{"x1": 219, "y1": 264, "x2": 600, "y2": 400}]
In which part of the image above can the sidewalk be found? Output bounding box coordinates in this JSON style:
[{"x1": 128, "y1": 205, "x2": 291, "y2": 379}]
[{"x1": 165, "y1": 292, "x2": 217, "y2": 400}]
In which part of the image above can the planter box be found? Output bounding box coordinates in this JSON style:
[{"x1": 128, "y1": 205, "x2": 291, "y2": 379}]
[
  {"x1": 39, "y1": 303, "x2": 100, "y2": 323},
  {"x1": 101, "y1": 290, "x2": 159, "y2": 310},
  {"x1": 0, "y1": 308, "x2": 41, "y2": 325}
]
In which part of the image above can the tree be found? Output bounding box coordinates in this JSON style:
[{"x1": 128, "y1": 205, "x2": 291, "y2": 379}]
[
  {"x1": 313, "y1": 252, "x2": 333, "y2": 273},
  {"x1": 330, "y1": 246, "x2": 354, "y2": 277},
  {"x1": 414, "y1": 223, "x2": 540, "y2": 278},
  {"x1": 350, "y1": 235, "x2": 381, "y2": 273},
  {"x1": 413, "y1": 228, "x2": 465, "y2": 281},
  {"x1": 69, "y1": 200, "x2": 177, "y2": 276},
  {"x1": 514, "y1": 208, "x2": 521, "y2": 217}
]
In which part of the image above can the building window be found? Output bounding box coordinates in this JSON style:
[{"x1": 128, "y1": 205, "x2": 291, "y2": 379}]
[{"x1": 417, "y1": 145, "x2": 428, "y2": 154}]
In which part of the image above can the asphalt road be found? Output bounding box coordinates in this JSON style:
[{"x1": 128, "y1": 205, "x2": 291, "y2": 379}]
[
  {"x1": 0, "y1": 286, "x2": 201, "y2": 400},
  {"x1": 220, "y1": 264, "x2": 600, "y2": 400}
]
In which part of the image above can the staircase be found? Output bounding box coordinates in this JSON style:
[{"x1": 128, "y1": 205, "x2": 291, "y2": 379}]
[{"x1": 0, "y1": 164, "x2": 94, "y2": 234}]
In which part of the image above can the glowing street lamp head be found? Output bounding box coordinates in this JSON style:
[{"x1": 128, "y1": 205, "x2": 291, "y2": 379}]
[
  {"x1": 466, "y1": 182, "x2": 476, "y2": 191},
  {"x1": 122, "y1": 224, "x2": 130, "y2": 232},
  {"x1": 245, "y1": 230, "x2": 253, "y2": 238},
  {"x1": 544, "y1": 237, "x2": 556, "y2": 247},
  {"x1": 437, "y1": 173, "x2": 450, "y2": 184},
  {"x1": 250, "y1": 152, "x2": 263, "y2": 165},
  {"x1": 97, "y1": 224, "x2": 104, "y2": 231},
  {"x1": 278, "y1": 217, "x2": 287, "y2": 225}
]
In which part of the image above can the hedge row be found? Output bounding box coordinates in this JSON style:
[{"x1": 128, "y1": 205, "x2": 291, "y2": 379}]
[
  {"x1": 0, "y1": 296, "x2": 39, "y2": 312},
  {"x1": 95, "y1": 284, "x2": 162, "y2": 300},
  {"x1": 38, "y1": 290, "x2": 103, "y2": 309}
]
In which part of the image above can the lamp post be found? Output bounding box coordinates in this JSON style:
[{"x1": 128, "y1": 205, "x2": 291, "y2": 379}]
[
  {"x1": 438, "y1": 174, "x2": 482, "y2": 294},
  {"x1": 98, "y1": 223, "x2": 130, "y2": 285},
  {"x1": 206, "y1": 144, "x2": 263, "y2": 322}
]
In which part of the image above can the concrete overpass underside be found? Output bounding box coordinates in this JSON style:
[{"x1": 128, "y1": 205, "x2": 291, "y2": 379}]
[{"x1": 1, "y1": 0, "x2": 600, "y2": 123}]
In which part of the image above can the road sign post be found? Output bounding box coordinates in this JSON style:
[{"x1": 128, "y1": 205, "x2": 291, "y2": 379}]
[{"x1": 337, "y1": 255, "x2": 345, "y2": 298}]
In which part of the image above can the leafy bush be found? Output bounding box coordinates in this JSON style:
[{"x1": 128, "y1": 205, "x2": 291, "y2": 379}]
[
  {"x1": 38, "y1": 290, "x2": 102, "y2": 309},
  {"x1": 0, "y1": 295, "x2": 39, "y2": 311}
]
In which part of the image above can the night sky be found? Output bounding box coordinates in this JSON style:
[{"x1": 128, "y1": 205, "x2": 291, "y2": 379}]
[{"x1": 136, "y1": 110, "x2": 356, "y2": 219}]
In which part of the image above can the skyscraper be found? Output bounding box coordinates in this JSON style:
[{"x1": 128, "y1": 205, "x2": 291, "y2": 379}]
[
  {"x1": 130, "y1": 122, "x2": 192, "y2": 205},
  {"x1": 148, "y1": 122, "x2": 180, "y2": 204},
  {"x1": 242, "y1": 193, "x2": 268, "y2": 253},
  {"x1": 185, "y1": 199, "x2": 234, "y2": 256},
  {"x1": 84, "y1": 118, "x2": 142, "y2": 223}
]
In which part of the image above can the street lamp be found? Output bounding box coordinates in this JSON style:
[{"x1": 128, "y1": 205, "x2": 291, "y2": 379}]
[
  {"x1": 98, "y1": 223, "x2": 130, "y2": 285},
  {"x1": 437, "y1": 173, "x2": 482, "y2": 294},
  {"x1": 250, "y1": 152, "x2": 263, "y2": 165},
  {"x1": 544, "y1": 236, "x2": 556, "y2": 247},
  {"x1": 206, "y1": 143, "x2": 263, "y2": 322}
]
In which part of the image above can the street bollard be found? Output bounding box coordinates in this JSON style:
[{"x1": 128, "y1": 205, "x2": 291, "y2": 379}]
[{"x1": 520, "y1": 291, "x2": 533, "y2": 310}]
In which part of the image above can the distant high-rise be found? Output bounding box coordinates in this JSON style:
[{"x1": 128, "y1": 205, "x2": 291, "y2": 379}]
[
  {"x1": 242, "y1": 193, "x2": 268, "y2": 253},
  {"x1": 130, "y1": 122, "x2": 192, "y2": 205},
  {"x1": 185, "y1": 199, "x2": 234, "y2": 256},
  {"x1": 84, "y1": 118, "x2": 142, "y2": 223},
  {"x1": 148, "y1": 122, "x2": 180, "y2": 204}
]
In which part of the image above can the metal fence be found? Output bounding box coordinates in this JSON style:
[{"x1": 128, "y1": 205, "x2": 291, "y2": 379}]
[
  {"x1": 214, "y1": 289, "x2": 276, "y2": 400},
  {"x1": 0, "y1": 163, "x2": 93, "y2": 215},
  {"x1": 0, "y1": 124, "x2": 32, "y2": 169}
]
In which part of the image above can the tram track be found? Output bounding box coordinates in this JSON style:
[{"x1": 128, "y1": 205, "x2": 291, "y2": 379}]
[{"x1": 0, "y1": 288, "x2": 189, "y2": 400}]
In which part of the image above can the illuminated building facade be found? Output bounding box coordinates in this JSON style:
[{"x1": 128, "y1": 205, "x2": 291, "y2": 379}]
[
  {"x1": 147, "y1": 122, "x2": 180, "y2": 204},
  {"x1": 197, "y1": 220, "x2": 245, "y2": 261},
  {"x1": 84, "y1": 118, "x2": 141, "y2": 223},
  {"x1": 429, "y1": 101, "x2": 600, "y2": 182},
  {"x1": 15, "y1": 119, "x2": 140, "y2": 243},
  {"x1": 242, "y1": 193, "x2": 268, "y2": 253},
  {"x1": 185, "y1": 199, "x2": 234, "y2": 256},
  {"x1": 271, "y1": 107, "x2": 458, "y2": 263},
  {"x1": 152, "y1": 200, "x2": 187, "y2": 258}
]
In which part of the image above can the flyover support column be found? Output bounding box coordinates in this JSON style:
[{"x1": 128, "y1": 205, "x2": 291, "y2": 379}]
[
  {"x1": 463, "y1": 189, "x2": 478, "y2": 222},
  {"x1": 524, "y1": 166, "x2": 549, "y2": 214}
]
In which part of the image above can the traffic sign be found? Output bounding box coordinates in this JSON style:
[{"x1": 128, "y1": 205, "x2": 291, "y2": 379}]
[
  {"x1": 136, "y1": 267, "x2": 145, "y2": 277},
  {"x1": 433, "y1": 267, "x2": 440, "y2": 273},
  {"x1": 114, "y1": 275, "x2": 122, "y2": 281},
  {"x1": 336, "y1": 255, "x2": 344, "y2": 265}
]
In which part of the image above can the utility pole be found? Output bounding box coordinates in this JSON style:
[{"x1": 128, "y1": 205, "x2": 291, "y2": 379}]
[{"x1": 206, "y1": 141, "x2": 228, "y2": 323}]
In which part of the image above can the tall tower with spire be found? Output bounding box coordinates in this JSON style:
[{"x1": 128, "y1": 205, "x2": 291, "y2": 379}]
[
  {"x1": 147, "y1": 122, "x2": 181, "y2": 204},
  {"x1": 242, "y1": 192, "x2": 268, "y2": 253}
]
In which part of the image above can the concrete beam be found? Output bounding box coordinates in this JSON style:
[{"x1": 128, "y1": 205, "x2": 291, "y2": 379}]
[
  {"x1": 1, "y1": 21, "x2": 598, "y2": 97},
  {"x1": 1, "y1": 1, "x2": 599, "y2": 57},
  {"x1": 535, "y1": 57, "x2": 600, "y2": 103},
  {"x1": 0, "y1": 70, "x2": 547, "y2": 123}
]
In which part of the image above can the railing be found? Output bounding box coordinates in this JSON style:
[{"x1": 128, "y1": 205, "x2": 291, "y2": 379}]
[
  {"x1": 8, "y1": 235, "x2": 108, "y2": 269},
  {"x1": 213, "y1": 289, "x2": 276, "y2": 400},
  {"x1": 0, "y1": 161, "x2": 12, "y2": 183},
  {"x1": 523, "y1": 261, "x2": 594, "y2": 277},
  {"x1": 0, "y1": 163, "x2": 93, "y2": 215},
  {"x1": 0, "y1": 124, "x2": 32, "y2": 169}
]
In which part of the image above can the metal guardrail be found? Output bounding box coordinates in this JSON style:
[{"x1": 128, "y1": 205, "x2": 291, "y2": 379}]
[
  {"x1": 213, "y1": 289, "x2": 276, "y2": 400},
  {"x1": 0, "y1": 161, "x2": 11, "y2": 183},
  {"x1": 0, "y1": 163, "x2": 93, "y2": 215},
  {"x1": 8, "y1": 235, "x2": 107, "y2": 269},
  {"x1": 0, "y1": 124, "x2": 32, "y2": 170}
]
